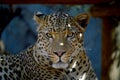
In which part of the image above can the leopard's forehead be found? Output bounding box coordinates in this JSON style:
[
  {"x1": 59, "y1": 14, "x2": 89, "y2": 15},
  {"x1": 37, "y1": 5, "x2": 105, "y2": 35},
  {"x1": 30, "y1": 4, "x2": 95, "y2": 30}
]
[
  {"x1": 42, "y1": 12, "x2": 74, "y2": 31},
  {"x1": 48, "y1": 12, "x2": 70, "y2": 25}
]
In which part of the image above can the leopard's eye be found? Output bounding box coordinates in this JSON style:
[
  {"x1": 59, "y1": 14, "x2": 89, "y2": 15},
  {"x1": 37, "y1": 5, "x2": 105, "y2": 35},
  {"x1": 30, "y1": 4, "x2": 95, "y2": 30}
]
[
  {"x1": 46, "y1": 33, "x2": 53, "y2": 38},
  {"x1": 67, "y1": 32, "x2": 74, "y2": 38}
]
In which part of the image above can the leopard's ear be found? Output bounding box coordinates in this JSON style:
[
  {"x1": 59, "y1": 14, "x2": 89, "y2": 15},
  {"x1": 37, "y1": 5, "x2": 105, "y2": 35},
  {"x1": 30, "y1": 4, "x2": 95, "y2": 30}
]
[
  {"x1": 75, "y1": 13, "x2": 90, "y2": 30},
  {"x1": 33, "y1": 11, "x2": 45, "y2": 24}
]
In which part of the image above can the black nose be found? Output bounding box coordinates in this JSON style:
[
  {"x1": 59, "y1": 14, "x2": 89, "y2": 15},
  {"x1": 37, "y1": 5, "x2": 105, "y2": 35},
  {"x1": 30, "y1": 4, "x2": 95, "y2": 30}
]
[{"x1": 53, "y1": 51, "x2": 66, "y2": 57}]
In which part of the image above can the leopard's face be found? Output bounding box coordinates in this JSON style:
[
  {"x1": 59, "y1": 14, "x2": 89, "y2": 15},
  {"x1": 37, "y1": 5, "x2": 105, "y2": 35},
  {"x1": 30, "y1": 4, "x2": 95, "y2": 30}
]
[{"x1": 34, "y1": 12, "x2": 89, "y2": 69}]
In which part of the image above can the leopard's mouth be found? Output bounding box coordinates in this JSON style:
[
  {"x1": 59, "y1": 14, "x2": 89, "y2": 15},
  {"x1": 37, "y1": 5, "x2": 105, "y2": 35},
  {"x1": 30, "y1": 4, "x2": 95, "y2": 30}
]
[
  {"x1": 49, "y1": 49, "x2": 72, "y2": 69},
  {"x1": 52, "y1": 62, "x2": 68, "y2": 69}
]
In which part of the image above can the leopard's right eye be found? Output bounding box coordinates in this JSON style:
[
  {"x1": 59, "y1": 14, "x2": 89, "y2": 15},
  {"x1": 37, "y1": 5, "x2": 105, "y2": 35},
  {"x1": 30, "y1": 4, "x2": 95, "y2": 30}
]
[{"x1": 46, "y1": 33, "x2": 53, "y2": 38}]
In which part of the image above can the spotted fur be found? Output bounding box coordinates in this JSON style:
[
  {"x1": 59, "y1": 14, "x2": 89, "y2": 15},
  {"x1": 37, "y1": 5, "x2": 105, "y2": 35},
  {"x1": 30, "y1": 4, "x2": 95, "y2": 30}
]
[{"x1": 0, "y1": 12, "x2": 97, "y2": 80}]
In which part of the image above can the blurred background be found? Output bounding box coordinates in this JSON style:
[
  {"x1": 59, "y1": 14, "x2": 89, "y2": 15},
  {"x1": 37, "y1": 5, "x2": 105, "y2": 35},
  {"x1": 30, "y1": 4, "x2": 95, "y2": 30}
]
[{"x1": 0, "y1": 0, "x2": 120, "y2": 80}]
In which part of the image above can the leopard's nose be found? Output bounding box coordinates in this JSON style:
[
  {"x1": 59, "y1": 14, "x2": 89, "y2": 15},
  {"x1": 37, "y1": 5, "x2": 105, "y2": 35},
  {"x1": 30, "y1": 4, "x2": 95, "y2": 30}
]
[{"x1": 53, "y1": 51, "x2": 66, "y2": 57}]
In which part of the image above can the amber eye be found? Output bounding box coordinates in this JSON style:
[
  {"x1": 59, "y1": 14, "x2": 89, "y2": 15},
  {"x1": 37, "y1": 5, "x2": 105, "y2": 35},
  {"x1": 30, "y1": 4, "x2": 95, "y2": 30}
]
[
  {"x1": 67, "y1": 32, "x2": 74, "y2": 38},
  {"x1": 46, "y1": 33, "x2": 53, "y2": 38}
]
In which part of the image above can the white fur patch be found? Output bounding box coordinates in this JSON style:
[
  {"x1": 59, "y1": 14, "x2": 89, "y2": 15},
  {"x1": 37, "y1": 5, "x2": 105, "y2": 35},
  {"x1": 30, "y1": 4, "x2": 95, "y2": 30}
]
[
  {"x1": 52, "y1": 62, "x2": 68, "y2": 69},
  {"x1": 72, "y1": 60, "x2": 77, "y2": 68},
  {"x1": 78, "y1": 73, "x2": 86, "y2": 80}
]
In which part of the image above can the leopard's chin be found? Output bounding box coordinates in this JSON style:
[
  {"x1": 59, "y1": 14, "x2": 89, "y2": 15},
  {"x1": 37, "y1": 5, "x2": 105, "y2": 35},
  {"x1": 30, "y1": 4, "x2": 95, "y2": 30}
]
[{"x1": 52, "y1": 62, "x2": 68, "y2": 69}]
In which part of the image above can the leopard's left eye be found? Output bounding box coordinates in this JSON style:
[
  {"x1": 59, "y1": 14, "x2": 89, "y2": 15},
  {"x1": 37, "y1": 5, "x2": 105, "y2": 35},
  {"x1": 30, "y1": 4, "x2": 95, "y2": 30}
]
[{"x1": 67, "y1": 32, "x2": 75, "y2": 38}]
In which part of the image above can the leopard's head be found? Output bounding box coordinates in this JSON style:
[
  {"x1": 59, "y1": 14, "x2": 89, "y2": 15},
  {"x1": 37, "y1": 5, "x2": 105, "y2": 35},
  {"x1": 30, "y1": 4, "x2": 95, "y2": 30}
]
[{"x1": 34, "y1": 12, "x2": 89, "y2": 69}]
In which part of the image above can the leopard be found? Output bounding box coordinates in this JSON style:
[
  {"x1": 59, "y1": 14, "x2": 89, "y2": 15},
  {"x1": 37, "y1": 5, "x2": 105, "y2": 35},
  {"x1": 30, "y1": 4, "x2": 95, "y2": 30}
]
[{"x1": 0, "y1": 12, "x2": 98, "y2": 80}]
